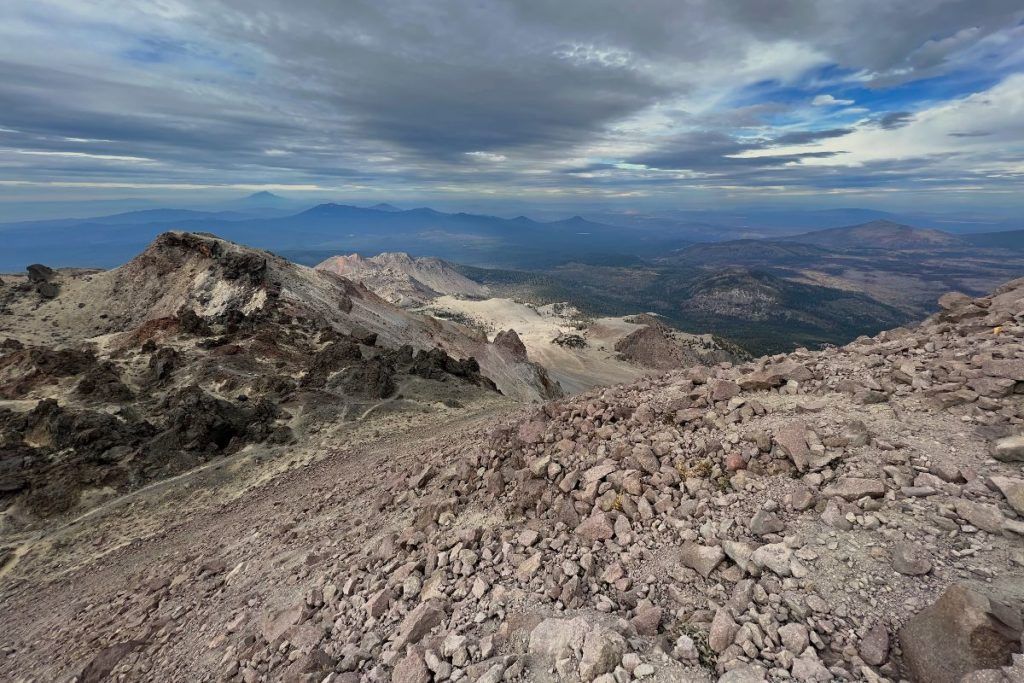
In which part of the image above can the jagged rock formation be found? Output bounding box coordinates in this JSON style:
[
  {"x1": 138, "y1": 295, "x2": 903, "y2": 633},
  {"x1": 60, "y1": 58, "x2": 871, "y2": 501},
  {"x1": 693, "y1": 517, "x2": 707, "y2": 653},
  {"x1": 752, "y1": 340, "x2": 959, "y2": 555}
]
[
  {"x1": 2, "y1": 274, "x2": 1024, "y2": 683},
  {"x1": 0, "y1": 232, "x2": 561, "y2": 523},
  {"x1": 316, "y1": 252, "x2": 489, "y2": 307}
]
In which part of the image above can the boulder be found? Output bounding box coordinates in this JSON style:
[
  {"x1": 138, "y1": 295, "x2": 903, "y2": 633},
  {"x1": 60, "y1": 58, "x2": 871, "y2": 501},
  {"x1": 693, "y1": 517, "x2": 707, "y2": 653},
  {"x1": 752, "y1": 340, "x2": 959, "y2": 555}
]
[
  {"x1": 775, "y1": 422, "x2": 811, "y2": 471},
  {"x1": 956, "y1": 499, "x2": 1006, "y2": 533},
  {"x1": 990, "y1": 435, "x2": 1024, "y2": 462},
  {"x1": 708, "y1": 608, "x2": 739, "y2": 653},
  {"x1": 989, "y1": 476, "x2": 1024, "y2": 516},
  {"x1": 899, "y1": 584, "x2": 1023, "y2": 683},
  {"x1": 891, "y1": 543, "x2": 932, "y2": 576},
  {"x1": 394, "y1": 600, "x2": 446, "y2": 649},
  {"x1": 529, "y1": 617, "x2": 590, "y2": 661},
  {"x1": 823, "y1": 477, "x2": 885, "y2": 501},
  {"x1": 79, "y1": 641, "x2": 145, "y2": 683},
  {"x1": 392, "y1": 648, "x2": 430, "y2": 683},
  {"x1": 680, "y1": 543, "x2": 725, "y2": 578},
  {"x1": 859, "y1": 622, "x2": 890, "y2": 666},
  {"x1": 579, "y1": 628, "x2": 626, "y2": 681},
  {"x1": 575, "y1": 513, "x2": 615, "y2": 543}
]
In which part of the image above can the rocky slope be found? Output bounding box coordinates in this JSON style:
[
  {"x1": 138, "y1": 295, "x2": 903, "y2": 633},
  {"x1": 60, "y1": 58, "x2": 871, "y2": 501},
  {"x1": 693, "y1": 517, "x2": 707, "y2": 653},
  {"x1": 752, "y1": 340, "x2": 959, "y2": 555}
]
[
  {"x1": 2, "y1": 271, "x2": 1024, "y2": 683},
  {"x1": 0, "y1": 232, "x2": 561, "y2": 526},
  {"x1": 316, "y1": 253, "x2": 489, "y2": 307},
  {"x1": 420, "y1": 298, "x2": 745, "y2": 395}
]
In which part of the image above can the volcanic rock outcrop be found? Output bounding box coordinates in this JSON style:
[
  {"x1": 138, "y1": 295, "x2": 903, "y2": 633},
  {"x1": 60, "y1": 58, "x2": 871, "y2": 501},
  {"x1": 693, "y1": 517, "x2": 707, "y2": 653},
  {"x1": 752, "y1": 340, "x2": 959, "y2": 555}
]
[{"x1": 0, "y1": 232, "x2": 560, "y2": 523}]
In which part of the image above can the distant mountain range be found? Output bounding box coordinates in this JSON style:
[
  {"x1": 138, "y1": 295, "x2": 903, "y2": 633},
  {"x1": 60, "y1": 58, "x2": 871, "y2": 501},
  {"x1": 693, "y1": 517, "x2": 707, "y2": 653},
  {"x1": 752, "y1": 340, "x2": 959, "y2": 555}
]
[
  {"x1": 0, "y1": 201, "x2": 687, "y2": 271},
  {"x1": 1, "y1": 195, "x2": 1022, "y2": 277}
]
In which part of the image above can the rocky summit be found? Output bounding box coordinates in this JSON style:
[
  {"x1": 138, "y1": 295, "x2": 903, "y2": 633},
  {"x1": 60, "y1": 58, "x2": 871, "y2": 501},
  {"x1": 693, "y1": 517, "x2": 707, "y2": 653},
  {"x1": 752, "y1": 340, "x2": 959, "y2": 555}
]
[{"x1": 2, "y1": 238, "x2": 1024, "y2": 683}]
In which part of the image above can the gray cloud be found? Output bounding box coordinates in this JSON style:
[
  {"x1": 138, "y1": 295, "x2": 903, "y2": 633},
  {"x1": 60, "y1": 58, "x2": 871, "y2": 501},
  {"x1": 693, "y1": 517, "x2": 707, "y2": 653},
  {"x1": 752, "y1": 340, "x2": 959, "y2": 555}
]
[
  {"x1": 0, "y1": 0, "x2": 1021, "y2": 205},
  {"x1": 878, "y1": 112, "x2": 914, "y2": 130}
]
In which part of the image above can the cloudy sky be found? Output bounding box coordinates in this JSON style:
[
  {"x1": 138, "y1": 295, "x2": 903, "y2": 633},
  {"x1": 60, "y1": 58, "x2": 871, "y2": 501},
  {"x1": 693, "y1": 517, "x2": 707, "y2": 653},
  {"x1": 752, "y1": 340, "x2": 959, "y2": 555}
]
[{"x1": 1, "y1": 0, "x2": 1023, "y2": 213}]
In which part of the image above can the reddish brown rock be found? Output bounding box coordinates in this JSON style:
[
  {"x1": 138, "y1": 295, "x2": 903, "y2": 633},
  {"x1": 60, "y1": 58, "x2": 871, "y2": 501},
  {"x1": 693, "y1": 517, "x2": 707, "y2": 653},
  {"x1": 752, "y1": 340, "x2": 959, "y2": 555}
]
[{"x1": 899, "y1": 584, "x2": 1023, "y2": 683}]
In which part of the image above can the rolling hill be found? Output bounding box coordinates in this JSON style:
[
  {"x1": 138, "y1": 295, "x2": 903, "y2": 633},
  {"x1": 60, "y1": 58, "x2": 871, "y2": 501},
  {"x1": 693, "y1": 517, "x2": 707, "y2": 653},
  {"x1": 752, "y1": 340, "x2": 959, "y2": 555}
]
[{"x1": 779, "y1": 219, "x2": 963, "y2": 250}]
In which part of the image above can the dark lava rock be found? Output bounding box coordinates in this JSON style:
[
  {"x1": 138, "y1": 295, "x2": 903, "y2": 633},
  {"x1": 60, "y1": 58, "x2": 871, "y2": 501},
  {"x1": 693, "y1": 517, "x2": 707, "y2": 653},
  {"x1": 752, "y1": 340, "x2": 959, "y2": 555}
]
[
  {"x1": 26, "y1": 264, "x2": 56, "y2": 283},
  {"x1": 221, "y1": 251, "x2": 267, "y2": 283},
  {"x1": 349, "y1": 325, "x2": 378, "y2": 346},
  {"x1": 411, "y1": 348, "x2": 485, "y2": 384},
  {"x1": 148, "y1": 385, "x2": 280, "y2": 458},
  {"x1": 35, "y1": 281, "x2": 59, "y2": 299},
  {"x1": 301, "y1": 340, "x2": 363, "y2": 387},
  {"x1": 493, "y1": 329, "x2": 528, "y2": 361},
  {"x1": 0, "y1": 347, "x2": 98, "y2": 399},
  {"x1": 335, "y1": 359, "x2": 395, "y2": 400},
  {"x1": 553, "y1": 333, "x2": 587, "y2": 349},
  {"x1": 177, "y1": 307, "x2": 212, "y2": 336},
  {"x1": 75, "y1": 362, "x2": 133, "y2": 402},
  {"x1": 147, "y1": 347, "x2": 179, "y2": 384}
]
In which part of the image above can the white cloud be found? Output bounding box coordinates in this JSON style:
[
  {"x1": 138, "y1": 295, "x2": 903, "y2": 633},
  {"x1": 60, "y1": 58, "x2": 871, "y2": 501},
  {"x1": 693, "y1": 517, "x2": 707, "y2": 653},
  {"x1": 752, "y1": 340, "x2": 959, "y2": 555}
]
[
  {"x1": 465, "y1": 151, "x2": 507, "y2": 162},
  {"x1": 812, "y1": 94, "x2": 855, "y2": 106},
  {"x1": 745, "y1": 74, "x2": 1024, "y2": 172}
]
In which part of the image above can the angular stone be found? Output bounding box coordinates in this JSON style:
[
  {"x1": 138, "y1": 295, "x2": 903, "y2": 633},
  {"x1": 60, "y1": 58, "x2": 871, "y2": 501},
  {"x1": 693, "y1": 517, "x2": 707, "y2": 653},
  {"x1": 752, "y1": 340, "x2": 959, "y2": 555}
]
[
  {"x1": 79, "y1": 641, "x2": 145, "y2": 683},
  {"x1": 365, "y1": 589, "x2": 391, "y2": 618},
  {"x1": 778, "y1": 622, "x2": 809, "y2": 655},
  {"x1": 631, "y1": 606, "x2": 662, "y2": 637},
  {"x1": 575, "y1": 513, "x2": 615, "y2": 542},
  {"x1": 708, "y1": 608, "x2": 739, "y2": 654},
  {"x1": 956, "y1": 499, "x2": 1006, "y2": 533},
  {"x1": 518, "y1": 420, "x2": 546, "y2": 444},
  {"x1": 938, "y1": 291, "x2": 973, "y2": 310},
  {"x1": 775, "y1": 422, "x2": 811, "y2": 471},
  {"x1": 982, "y1": 359, "x2": 1024, "y2": 381},
  {"x1": 584, "y1": 463, "x2": 618, "y2": 483},
  {"x1": 529, "y1": 617, "x2": 590, "y2": 661},
  {"x1": 517, "y1": 552, "x2": 543, "y2": 581},
  {"x1": 991, "y1": 435, "x2": 1024, "y2": 462},
  {"x1": 900, "y1": 584, "x2": 1023, "y2": 683},
  {"x1": 722, "y1": 540, "x2": 755, "y2": 574},
  {"x1": 791, "y1": 654, "x2": 832, "y2": 682},
  {"x1": 989, "y1": 476, "x2": 1024, "y2": 515},
  {"x1": 392, "y1": 648, "x2": 430, "y2": 683},
  {"x1": 751, "y1": 542, "x2": 793, "y2": 576},
  {"x1": 749, "y1": 509, "x2": 784, "y2": 536},
  {"x1": 394, "y1": 600, "x2": 446, "y2": 648},
  {"x1": 823, "y1": 477, "x2": 885, "y2": 501},
  {"x1": 859, "y1": 621, "x2": 890, "y2": 666},
  {"x1": 260, "y1": 603, "x2": 304, "y2": 643},
  {"x1": 579, "y1": 628, "x2": 626, "y2": 681},
  {"x1": 718, "y1": 664, "x2": 768, "y2": 682},
  {"x1": 711, "y1": 380, "x2": 740, "y2": 402},
  {"x1": 679, "y1": 543, "x2": 725, "y2": 579},
  {"x1": 892, "y1": 543, "x2": 932, "y2": 576},
  {"x1": 632, "y1": 444, "x2": 660, "y2": 475}
]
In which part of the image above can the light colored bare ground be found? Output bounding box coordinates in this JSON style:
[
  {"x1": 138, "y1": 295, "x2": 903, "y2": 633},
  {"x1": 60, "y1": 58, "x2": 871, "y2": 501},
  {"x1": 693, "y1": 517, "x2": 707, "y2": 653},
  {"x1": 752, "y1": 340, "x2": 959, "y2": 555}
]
[{"x1": 424, "y1": 296, "x2": 653, "y2": 393}]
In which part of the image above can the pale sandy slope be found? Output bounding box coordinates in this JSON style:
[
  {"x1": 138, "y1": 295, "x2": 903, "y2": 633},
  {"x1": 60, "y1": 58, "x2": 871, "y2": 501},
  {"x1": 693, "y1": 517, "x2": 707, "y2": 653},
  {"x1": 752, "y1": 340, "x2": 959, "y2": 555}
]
[{"x1": 424, "y1": 296, "x2": 652, "y2": 393}]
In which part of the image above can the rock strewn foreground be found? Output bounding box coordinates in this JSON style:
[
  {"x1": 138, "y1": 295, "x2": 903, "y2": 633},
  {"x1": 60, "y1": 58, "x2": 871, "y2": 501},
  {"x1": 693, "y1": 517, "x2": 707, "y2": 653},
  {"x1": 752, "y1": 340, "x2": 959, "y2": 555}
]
[{"x1": 4, "y1": 279, "x2": 1024, "y2": 682}]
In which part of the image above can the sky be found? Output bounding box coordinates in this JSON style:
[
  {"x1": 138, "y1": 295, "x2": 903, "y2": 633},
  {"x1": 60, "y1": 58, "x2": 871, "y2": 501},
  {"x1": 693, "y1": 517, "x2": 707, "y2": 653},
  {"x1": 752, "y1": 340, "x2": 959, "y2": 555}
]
[{"x1": 1, "y1": 0, "x2": 1023, "y2": 216}]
